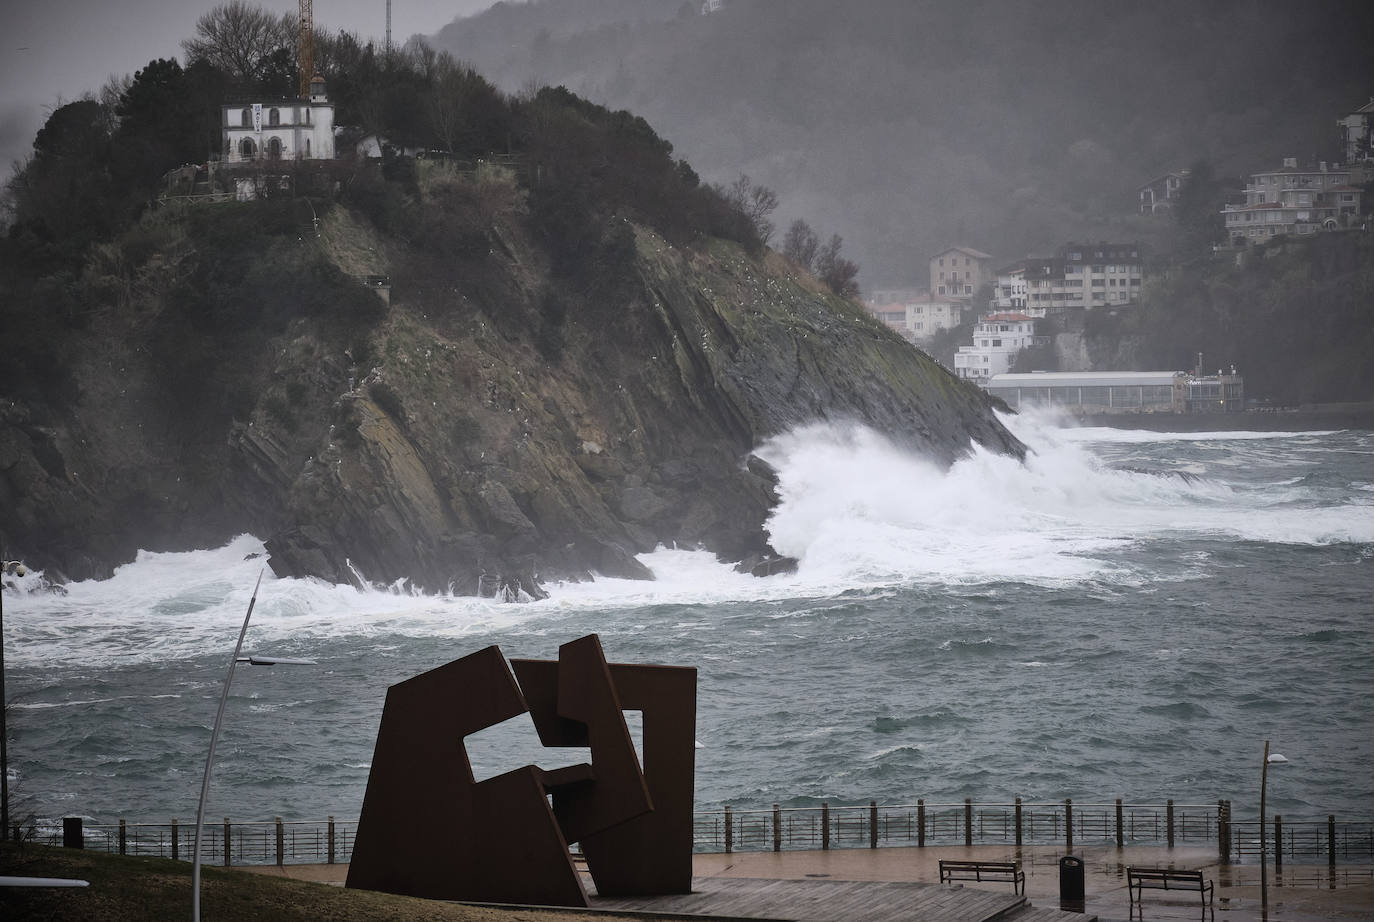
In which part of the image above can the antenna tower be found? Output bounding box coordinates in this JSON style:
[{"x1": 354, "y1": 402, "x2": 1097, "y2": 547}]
[
  {"x1": 298, "y1": 0, "x2": 315, "y2": 98},
  {"x1": 386, "y1": 0, "x2": 392, "y2": 57}
]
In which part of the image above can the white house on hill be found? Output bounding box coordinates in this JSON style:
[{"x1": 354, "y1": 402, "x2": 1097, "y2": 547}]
[
  {"x1": 953, "y1": 312, "x2": 1040, "y2": 384},
  {"x1": 222, "y1": 74, "x2": 335, "y2": 164}
]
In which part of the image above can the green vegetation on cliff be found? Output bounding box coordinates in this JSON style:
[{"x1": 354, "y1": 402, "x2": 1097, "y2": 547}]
[{"x1": 1090, "y1": 232, "x2": 1374, "y2": 404}]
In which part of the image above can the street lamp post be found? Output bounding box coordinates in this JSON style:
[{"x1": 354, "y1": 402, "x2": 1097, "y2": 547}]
[
  {"x1": 1259, "y1": 740, "x2": 1290, "y2": 912},
  {"x1": 191, "y1": 571, "x2": 313, "y2": 922},
  {"x1": 1, "y1": 558, "x2": 26, "y2": 843}
]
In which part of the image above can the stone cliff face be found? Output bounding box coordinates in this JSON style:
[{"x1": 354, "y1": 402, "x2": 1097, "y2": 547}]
[{"x1": 1, "y1": 192, "x2": 1021, "y2": 594}]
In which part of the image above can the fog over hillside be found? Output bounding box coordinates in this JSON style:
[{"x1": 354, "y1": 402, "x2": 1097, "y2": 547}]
[{"x1": 432, "y1": 0, "x2": 1374, "y2": 289}]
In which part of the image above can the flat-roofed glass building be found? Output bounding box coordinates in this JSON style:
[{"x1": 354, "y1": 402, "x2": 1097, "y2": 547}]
[{"x1": 987, "y1": 371, "x2": 1243, "y2": 414}]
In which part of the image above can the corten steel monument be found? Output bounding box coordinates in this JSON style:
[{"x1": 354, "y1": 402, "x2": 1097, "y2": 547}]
[{"x1": 346, "y1": 634, "x2": 696, "y2": 906}]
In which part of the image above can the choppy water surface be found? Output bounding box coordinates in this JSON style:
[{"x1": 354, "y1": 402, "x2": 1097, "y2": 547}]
[{"x1": 5, "y1": 415, "x2": 1373, "y2": 826}]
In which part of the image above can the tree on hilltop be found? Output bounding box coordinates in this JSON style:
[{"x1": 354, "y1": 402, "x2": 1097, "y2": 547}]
[
  {"x1": 782, "y1": 218, "x2": 819, "y2": 270},
  {"x1": 182, "y1": 1, "x2": 295, "y2": 91}
]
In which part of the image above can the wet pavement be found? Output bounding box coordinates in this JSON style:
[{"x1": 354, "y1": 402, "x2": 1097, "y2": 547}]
[{"x1": 242, "y1": 845, "x2": 1374, "y2": 920}]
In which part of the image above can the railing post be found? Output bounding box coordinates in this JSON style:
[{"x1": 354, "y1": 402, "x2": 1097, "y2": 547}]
[
  {"x1": 1328, "y1": 814, "x2": 1336, "y2": 869},
  {"x1": 964, "y1": 798, "x2": 973, "y2": 847},
  {"x1": 917, "y1": 799, "x2": 926, "y2": 848},
  {"x1": 772, "y1": 804, "x2": 781, "y2": 852},
  {"x1": 1219, "y1": 800, "x2": 1231, "y2": 865},
  {"x1": 172, "y1": 818, "x2": 179, "y2": 861},
  {"x1": 1274, "y1": 815, "x2": 1283, "y2": 871},
  {"x1": 870, "y1": 801, "x2": 878, "y2": 849},
  {"x1": 1065, "y1": 799, "x2": 1074, "y2": 850},
  {"x1": 822, "y1": 802, "x2": 830, "y2": 850},
  {"x1": 328, "y1": 816, "x2": 336, "y2": 864},
  {"x1": 275, "y1": 816, "x2": 284, "y2": 866},
  {"x1": 224, "y1": 817, "x2": 231, "y2": 867},
  {"x1": 1115, "y1": 798, "x2": 1124, "y2": 848},
  {"x1": 724, "y1": 807, "x2": 733, "y2": 854},
  {"x1": 119, "y1": 819, "x2": 127, "y2": 855},
  {"x1": 1167, "y1": 799, "x2": 1175, "y2": 848},
  {"x1": 1015, "y1": 797, "x2": 1023, "y2": 846}
]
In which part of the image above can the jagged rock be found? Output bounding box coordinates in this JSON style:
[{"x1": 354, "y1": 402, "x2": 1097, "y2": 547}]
[{"x1": 735, "y1": 554, "x2": 800, "y2": 578}]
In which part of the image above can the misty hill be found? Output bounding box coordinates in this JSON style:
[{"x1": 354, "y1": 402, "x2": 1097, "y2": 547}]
[
  {"x1": 0, "y1": 51, "x2": 1018, "y2": 592},
  {"x1": 432, "y1": 0, "x2": 1374, "y2": 287}
]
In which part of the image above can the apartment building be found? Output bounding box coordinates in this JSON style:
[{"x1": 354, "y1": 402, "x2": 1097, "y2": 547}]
[
  {"x1": 1221, "y1": 158, "x2": 1364, "y2": 244},
  {"x1": 930, "y1": 246, "x2": 994, "y2": 300},
  {"x1": 864, "y1": 293, "x2": 963, "y2": 342},
  {"x1": 1022, "y1": 243, "x2": 1143, "y2": 312},
  {"x1": 952, "y1": 312, "x2": 1042, "y2": 384}
]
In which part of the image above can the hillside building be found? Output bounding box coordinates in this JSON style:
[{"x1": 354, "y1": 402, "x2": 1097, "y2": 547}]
[
  {"x1": 1023, "y1": 243, "x2": 1143, "y2": 312},
  {"x1": 864, "y1": 293, "x2": 963, "y2": 343},
  {"x1": 952, "y1": 312, "x2": 1042, "y2": 383},
  {"x1": 1221, "y1": 158, "x2": 1363, "y2": 244},
  {"x1": 222, "y1": 75, "x2": 335, "y2": 165},
  {"x1": 930, "y1": 246, "x2": 993, "y2": 300},
  {"x1": 1338, "y1": 97, "x2": 1374, "y2": 164},
  {"x1": 991, "y1": 262, "x2": 1029, "y2": 312},
  {"x1": 1138, "y1": 169, "x2": 1191, "y2": 214}
]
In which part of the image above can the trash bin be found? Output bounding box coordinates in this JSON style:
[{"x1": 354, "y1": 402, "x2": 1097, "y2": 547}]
[
  {"x1": 1059, "y1": 854, "x2": 1085, "y2": 902},
  {"x1": 63, "y1": 816, "x2": 84, "y2": 849}
]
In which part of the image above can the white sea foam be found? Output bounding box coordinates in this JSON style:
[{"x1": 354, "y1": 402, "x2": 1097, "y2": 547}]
[{"x1": 6, "y1": 420, "x2": 1371, "y2": 668}]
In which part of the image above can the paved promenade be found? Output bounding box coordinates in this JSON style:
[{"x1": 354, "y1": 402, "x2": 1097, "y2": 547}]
[{"x1": 243, "y1": 844, "x2": 1374, "y2": 920}]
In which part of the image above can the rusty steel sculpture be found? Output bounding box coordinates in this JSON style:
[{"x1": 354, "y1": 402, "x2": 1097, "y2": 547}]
[{"x1": 345, "y1": 634, "x2": 697, "y2": 906}]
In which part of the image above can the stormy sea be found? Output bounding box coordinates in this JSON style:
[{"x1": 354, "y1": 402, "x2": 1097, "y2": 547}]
[{"x1": 5, "y1": 414, "x2": 1372, "y2": 830}]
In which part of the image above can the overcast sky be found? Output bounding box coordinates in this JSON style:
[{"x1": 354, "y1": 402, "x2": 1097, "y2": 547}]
[{"x1": 0, "y1": 0, "x2": 495, "y2": 179}]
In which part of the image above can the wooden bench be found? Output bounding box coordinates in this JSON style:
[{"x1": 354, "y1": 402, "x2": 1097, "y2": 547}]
[
  {"x1": 1127, "y1": 867, "x2": 1213, "y2": 907},
  {"x1": 938, "y1": 859, "x2": 1025, "y2": 894}
]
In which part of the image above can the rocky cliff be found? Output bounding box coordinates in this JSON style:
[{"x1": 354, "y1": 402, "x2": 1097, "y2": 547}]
[{"x1": 1, "y1": 164, "x2": 1021, "y2": 595}]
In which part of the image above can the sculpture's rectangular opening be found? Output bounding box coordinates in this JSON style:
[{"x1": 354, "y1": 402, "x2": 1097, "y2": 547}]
[{"x1": 465, "y1": 712, "x2": 592, "y2": 782}]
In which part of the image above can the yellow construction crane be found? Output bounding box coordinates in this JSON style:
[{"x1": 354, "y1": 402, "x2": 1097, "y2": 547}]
[{"x1": 298, "y1": 0, "x2": 314, "y2": 98}]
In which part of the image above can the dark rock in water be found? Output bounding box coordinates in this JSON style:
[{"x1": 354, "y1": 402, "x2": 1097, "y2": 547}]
[
  {"x1": 737, "y1": 554, "x2": 800, "y2": 578},
  {"x1": 0, "y1": 202, "x2": 1022, "y2": 598},
  {"x1": 266, "y1": 526, "x2": 365, "y2": 589}
]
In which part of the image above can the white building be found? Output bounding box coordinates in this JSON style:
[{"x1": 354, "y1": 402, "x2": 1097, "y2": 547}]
[
  {"x1": 864, "y1": 293, "x2": 962, "y2": 342},
  {"x1": 991, "y1": 263, "x2": 1029, "y2": 312},
  {"x1": 953, "y1": 312, "x2": 1040, "y2": 383},
  {"x1": 987, "y1": 370, "x2": 1243, "y2": 414},
  {"x1": 1221, "y1": 158, "x2": 1363, "y2": 244},
  {"x1": 222, "y1": 75, "x2": 335, "y2": 165}
]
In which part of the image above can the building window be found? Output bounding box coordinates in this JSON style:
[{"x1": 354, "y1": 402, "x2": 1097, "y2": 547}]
[
  {"x1": 305, "y1": 138, "x2": 311, "y2": 158},
  {"x1": 939, "y1": 257, "x2": 944, "y2": 266},
  {"x1": 239, "y1": 137, "x2": 256, "y2": 159},
  {"x1": 240, "y1": 108, "x2": 252, "y2": 127},
  {"x1": 269, "y1": 108, "x2": 280, "y2": 126},
  {"x1": 938, "y1": 286, "x2": 945, "y2": 295},
  {"x1": 965, "y1": 285, "x2": 972, "y2": 294},
  {"x1": 267, "y1": 137, "x2": 283, "y2": 159},
  {"x1": 992, "y1": 339, "x2": 1002, "y2": 346}
]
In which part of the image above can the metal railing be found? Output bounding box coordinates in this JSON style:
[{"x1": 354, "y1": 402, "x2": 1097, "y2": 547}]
[
  {"x1": 693, "y1": 799, "x2": 1222, "y2": 854},
  {"x1": 28, "y1": 801, "x2": 1374, "y2": 867},
  {"x1": 1229, "y1": 816, "x2": 1374, "y2": 866},
  {"x1": 31, "y1": 817, "x2": 357, "y2": 867}
]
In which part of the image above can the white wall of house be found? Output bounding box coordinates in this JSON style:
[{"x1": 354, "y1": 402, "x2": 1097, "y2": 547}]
[
  {"x1": 222, "y1": 99, "x2": 335, "y2": 163},
  {"x1": 953, "y1": 313, "x2": 1038, "y2": 383}
]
